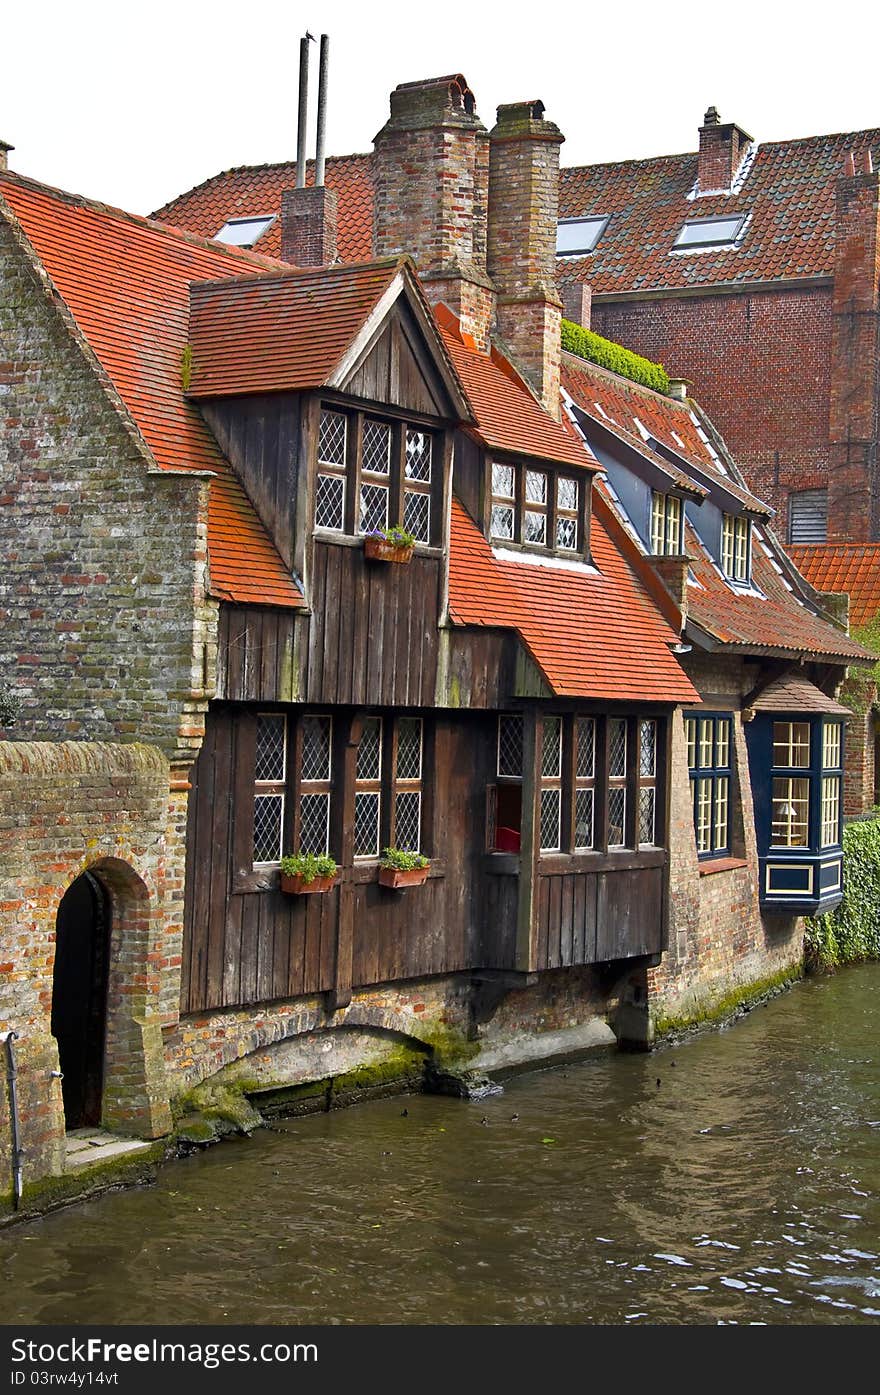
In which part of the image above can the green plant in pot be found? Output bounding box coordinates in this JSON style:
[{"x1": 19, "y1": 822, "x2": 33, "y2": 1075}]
[
  {"x1": 363, "y1": 524, "x2": 416, "y2": 564},
  {"x1": 279, "y1": 852, "x2": 339, "y2": 895},
  {"x1": 378, "y1": 847, "x2": 430, "y2": 889}
]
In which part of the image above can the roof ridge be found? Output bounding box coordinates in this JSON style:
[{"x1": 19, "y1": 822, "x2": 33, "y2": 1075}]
[
  {"x1": 153, "y1": 151, "x2": 375, "y2": 214},
  {"x1": 0, "y1": 169, "x2": 289, "y2": 273},
  {"x1": 560, "y1": 126, "x2": 880, "y2": 177},
  {"x1": 190, "y1": 253, "x2": 406, "y2": 293}
]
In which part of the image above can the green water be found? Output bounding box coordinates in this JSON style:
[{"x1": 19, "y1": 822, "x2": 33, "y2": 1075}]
[{"x1": 2, "y1": 964, "x2": 879, "y2": 1324}]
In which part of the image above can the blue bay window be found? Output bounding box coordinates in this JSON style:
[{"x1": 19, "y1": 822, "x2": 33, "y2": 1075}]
[{"x1": 746, "y1": 709, "x2": 845, "y2": 913}]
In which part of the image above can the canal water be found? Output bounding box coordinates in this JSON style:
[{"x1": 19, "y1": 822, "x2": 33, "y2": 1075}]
[{"x1": 2, "y1": 964, "x2": 879, "y2": 1325}]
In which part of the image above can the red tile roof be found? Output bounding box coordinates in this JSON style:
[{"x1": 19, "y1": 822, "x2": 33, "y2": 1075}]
[
  {"x1": 188, "y1": 260, "x2": 404, "y2": 398},
  {"x1": 0, "y1": 173, "x2": 304, "y2": 609},
  {"x1": 448, "y1": 496, "x2": 696, "y2": 703},
  {"x1": 558, "y1": 128, "x2": 880, "y2": 294},
  {"x1": 153, "y1": 155, "x2": 375, "y2": 264},
  {"x1": 437, "y1": 314, "x2": 598, "y2": 472},
  {"x1": 751, "y1": 675, "x2": 850, "y2": 714},
  {"x1": 789, "y1": 544, "x2": 880, "y2": 630}
]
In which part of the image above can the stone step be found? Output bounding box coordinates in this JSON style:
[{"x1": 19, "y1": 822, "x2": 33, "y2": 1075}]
[{"x1": 64, "y1": 1130, "x2": 152, "y2": 1170}]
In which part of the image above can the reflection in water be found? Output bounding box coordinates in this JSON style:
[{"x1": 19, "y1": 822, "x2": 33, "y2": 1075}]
[{"x1": 1, "y1": 964, "x2": 879, "y2": 1324}]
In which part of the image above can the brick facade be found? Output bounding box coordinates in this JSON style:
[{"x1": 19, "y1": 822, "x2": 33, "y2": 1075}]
[{"x1": 280, "y1": 185, "x2": 339, "y2": 268}]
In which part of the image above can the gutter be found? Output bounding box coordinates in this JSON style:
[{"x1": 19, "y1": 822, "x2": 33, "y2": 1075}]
[{"x1": 1, "y1": 1031, "x2": 23, "y2": 1208}]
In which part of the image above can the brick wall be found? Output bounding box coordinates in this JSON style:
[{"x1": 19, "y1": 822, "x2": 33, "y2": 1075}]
[
  {"x1": 591, "y1": 285, "x2": 833, "y2": 529},
  {"x1": 0, "y1": 742, "x2": 181, "y2": 1207},
  {"x1": 0, "y1": 209, "x2": 216, "y2": 764}
]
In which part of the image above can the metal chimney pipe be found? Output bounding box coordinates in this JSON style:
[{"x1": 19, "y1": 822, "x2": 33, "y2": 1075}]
[
  {"x1": 296, "y1": 34, "x2": 311, "y2": 189},
  {"x1": 315, "y1": 34, "x2": 329, "y2": 187}
]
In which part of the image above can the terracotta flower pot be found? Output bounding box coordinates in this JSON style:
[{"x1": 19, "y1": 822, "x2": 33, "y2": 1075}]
[
  {"x1": 280, "y1": 872, "x2": 338, "y2": 895},
  {"x1": 363, "y1": 536, "x2": 414, "y2": 564},
  {"x1": 378, "y1": 865, "x2": 430, "y2": 889}
]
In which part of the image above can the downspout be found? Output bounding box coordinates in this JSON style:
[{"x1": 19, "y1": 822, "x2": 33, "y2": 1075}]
[{"x1": 1, "y1": 1030, "x2": 23, "y2": 1209}]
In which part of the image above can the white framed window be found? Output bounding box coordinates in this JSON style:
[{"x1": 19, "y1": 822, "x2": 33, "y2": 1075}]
[
  {"x1": 556, "y1": 216, "x2": 609, "y2": 257},
  {"x1": 721, "y1": 513, "x2": 750, "y2": 582},
  {"x1": 214, "y1": 215, "x2": 275, "y2": 248},
  {"x1": 650, "y1": 492, "x2": 682, "y2": 556},
  {"x1": 686, "y1": 713, "x2": 732, "y2": 857},
  {"x1": 674, "y1": 214, "x2": 747, "y2": 249}
]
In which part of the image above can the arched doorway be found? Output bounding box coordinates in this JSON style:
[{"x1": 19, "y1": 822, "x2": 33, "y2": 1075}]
[{"x1": 51, "y1": 871, "x2": 111, "y2": 1130}]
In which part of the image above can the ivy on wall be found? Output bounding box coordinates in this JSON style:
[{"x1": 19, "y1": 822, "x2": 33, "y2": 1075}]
[
  {"x1": 805, "y1": 817, "x2": 880, "y2": 970},
  {"x1": 561, "y1": 320, "x2": 671, "y2": 395}
]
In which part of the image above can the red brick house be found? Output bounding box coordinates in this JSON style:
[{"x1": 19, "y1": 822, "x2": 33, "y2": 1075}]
[{"x1": 0, "y1": 77, "x2": 869, "y2": 1212}]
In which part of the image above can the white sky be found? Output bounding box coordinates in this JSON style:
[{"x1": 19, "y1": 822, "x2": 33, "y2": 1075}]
[{"x1": 4, "y1": 0, "x2": 879, "y2": 217}]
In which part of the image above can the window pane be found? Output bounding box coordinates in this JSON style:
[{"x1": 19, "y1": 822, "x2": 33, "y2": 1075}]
[
  {"x1": 771, "y1": 777, "x2": 810, "y2": 847},
  {"x1": 714, "y1": 776, "x2": 729, "y2": 851},
  {"x1": 608, "y1": 788, "x2": 626, "y2": 847},
  {"x1": 576, "y1": 718, "x2": 595, "y2": 778},
  {"x1": 541, "y1": 717, "x2": 562, "y2": 778},
  {"x1": 359, "y1": 481, "x2": 389, "y2": 535},
  {"x1": 362, "y1": 419, "x2": 391, "y2": 475},
  {"x1": 524, "y1": 510, "x2": 546, "y2": 545},
  {"x1": 318, "y1": 410, "x2": 346, "y2": 465},
  {"x1": 574, "y1": 788, "x2": 594, "y2": 850},
  {"x1": 498, "y1": 714, "x2": 524, "y2": 778},
  {"x1": 696, "y1": 778, "x2": 712, "y2": 853},
  {"x1": 299, "y1": 792, "x2": 330, "y2": 854},
  {"x1": 539, "y1": 787, "x2": 561, "y2": 852},
  {"x1": 735, "y1": 517, "x2": 749, "y2": 580},
  {"x1": 675, "y1": 215, "x2": 744, "y2": 247},
  {"x1": 639, "y1": 719, "x2": 656, "y2": 777},
  {"x1": 405, "y1": 430, "x2": 432, "y2": 482},
  {"x1": 639, "y1": 787, "x2": 655, "y2": 845},
  {"x1": 396, "y1": 718, "x2": 422, "y2": 780},
  {"x1": 666, "y1": 495, "x2": 681, "y2": 554},
  {"x1": 715, "y1": 719, "x2": 730, "y2": 770},
  {"x1": 721, "y1": 515, "x2": 735, "y2": 578},
  {"x1": 301, "y1": 715, "x2": 331, "y2": 782},
  {"x1": 490, "y1": 504, "x2": 514, "y2": 540},
  {"x1": 525, "y1": 471, "x2": 547, "y2": 505},
  {"x1": 821, "y1": 776, "x2": 840, "y2": 848},
  {"x1": 686, "y1": 717, "x2": 697, "y2": 771},
  {"x1": 315, "y1": 473, "x2": 345, "y2": 531},
  {"x1": 823, "y1": 722, "x2": 842, "y2": 770},
  {"x1": 255, "y1": 714, "x2": 286, "y2": 782},
  {"x1": 253, "y1": 793, "x2": 283, "y2": 863},
  {"x1": 357, "y1": 717, "x2": 382, "y2": 781},
  {"x1": 651, "y1": 493, "x2": 665, "y2": 555},
  {"x1": 395, "y1": 790, "x2": 421, "y2": 850},
  {"x1": 403, "y1": 490, "x2": 430, "y2": 543},
  {"x1": 557, "y1": 477, "x2": 578, "y2": 511},
  {"x1": 354, "y1": 791, "x2": 380, "y2": 858},
  {"x1": 699, "y1": 718, "x2": 713, "y2": 769},
  {"x1": 556, "y1": 216, "x2": 607, "y2": 255},
  {"x1": 556, "y1": 516, "x2": 577, "y2": 550},
  {"x1": 773, "y1": 722, "x2": 810, "y2": 768},
  {"x1": 492, "y1": 463, "x2": 515, "y2": 499},
  {"x1": 609, "y1": 718, "x2": 627, "y2": 778}
]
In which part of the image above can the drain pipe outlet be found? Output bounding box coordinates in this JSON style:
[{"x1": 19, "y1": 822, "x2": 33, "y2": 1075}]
[{"x1": 1, "y1": 1030, "x2": 23, "y2": 1209}]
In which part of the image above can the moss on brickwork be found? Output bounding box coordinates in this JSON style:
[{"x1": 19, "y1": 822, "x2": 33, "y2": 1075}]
[
  {"x1": 0, "y1": 1141, "x2": 166, "y2": 1227},
  {"x1": 652, "y1": 964, "x2": 801, "y2": 1040},
  {"x1": 561, "y1": 320, "x2": 670, "y2": 394},
  {"x1": 805, "y1": 818, "x2": 880, "y2": 971}
]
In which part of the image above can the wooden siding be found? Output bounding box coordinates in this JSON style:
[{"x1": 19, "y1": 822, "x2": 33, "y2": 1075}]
[
  {"x1": 342, "y1": 302, "x2": 456, "y2": 418},
  {"x1": 533, "y1": 859, "x2": 665, "y2": 970}
]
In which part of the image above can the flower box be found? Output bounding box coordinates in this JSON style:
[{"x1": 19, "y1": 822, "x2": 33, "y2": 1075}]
[
  {"x1": 363, "y1": 535, "x2": 414, "y2": 565},
  {"x1": 378, "y1": 865, "x2": 430, "y2": 890},
  {"x1": 280, "y1": 872, "x2": 338, "y2": 895}
]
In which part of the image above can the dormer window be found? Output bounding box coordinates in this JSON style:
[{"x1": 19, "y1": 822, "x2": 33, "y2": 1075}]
[
  {"x1": 721, "y1": 513, "x2": 750, "y2": 583},
  {"x1": 315, "y1": 406, "x2": 438, "y2": 545},
  {"x1": 214, "y1": 215, "x2": 275, "y2": 248},
  {"x1": 556, "y1": 216, "x2": 609, "y2": 257},
  {"x1": 673, "y1": 214, "x2": 746, "y2": 250},
  {"x1": 650, "y1": 492, "x2": 683, "y2": 556},
  {"x1": 488, "y1": 460, "x2": 588, "y2": 557}
]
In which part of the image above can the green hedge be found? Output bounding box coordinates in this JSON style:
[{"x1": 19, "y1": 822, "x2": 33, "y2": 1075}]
[
  {"x1": 805, "y1": 818, "x2": 880, "y2": 970},
  {"x1": 561, "y1": 319, "x2": 670, "y2": 395}
]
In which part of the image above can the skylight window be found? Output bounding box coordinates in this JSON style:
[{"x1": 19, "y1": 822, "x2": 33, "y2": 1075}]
[
  {"x1": 214, "y1": 215, "x2": 275, "y2": 248},
  {"x1": 673, "y1": 214, "x2": 746, "y2": 250},
  {"x1": 556, "y1": 216, "x2": 609, "y2": 257}
]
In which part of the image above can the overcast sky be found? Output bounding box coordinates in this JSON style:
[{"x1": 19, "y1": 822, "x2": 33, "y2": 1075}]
[{"x1": 4, "y1": 1, "x2": 879, "y2": 217}]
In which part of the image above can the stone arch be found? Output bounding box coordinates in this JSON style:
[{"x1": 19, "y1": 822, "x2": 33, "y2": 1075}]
[{"x1": 72, "y1": 856, "x2": 171, "y2": 1139}]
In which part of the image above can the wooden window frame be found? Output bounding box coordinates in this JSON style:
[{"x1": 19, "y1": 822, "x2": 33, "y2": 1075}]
[
  {"x1": 650, "y1": 492, "x2": 683, "y2": 557},
  {"x1": 314, "y1": 403, "x2": 441, "y2": 546},
  {"x1": 721, "y1": 513, "x2": 751, "y2": 583},
  {"x1": 486, "y1": 457, "x2": 591, "y2": 560},
  {"x1": 686, "y1": 712, "x2": 733, "y2": 858}
]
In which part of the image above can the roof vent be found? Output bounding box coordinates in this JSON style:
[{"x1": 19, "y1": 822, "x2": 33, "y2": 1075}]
[{"x1": 703, "y1": 105, "x2": 720, "y2": 126}]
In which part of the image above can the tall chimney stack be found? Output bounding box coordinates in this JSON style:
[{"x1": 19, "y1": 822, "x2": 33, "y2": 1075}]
[
  {"x1": 281, "y1": 34, "x2": 338, "y2": 267},
  {"x1": 487, "y1": 100, "x2": 564, "y2": 418},
  {"x1": 372, "y1": 75, "x2": 494, "y2": 348},
  {"x1": 697, "y1": 106, "x2": 752, "y2": 193},
  {"x1": 0, "y1": 140, "x2": 12, "y2": 174}
]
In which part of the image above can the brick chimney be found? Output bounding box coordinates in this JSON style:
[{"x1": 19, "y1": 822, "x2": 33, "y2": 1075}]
[
  {"x1": 828, "y1": 146, "x2": 880, "y2": 542},
  {"x1": 0, "y1": 140, "x2": 12, "y2": 173},
  {"x1": 560, "y1": 280, "x2": 591, "y2": 329},
  {"x1": 280, "y1": 185, "x2": 339, "y2": 267},
  {"x1": 697, "y1": 106, "x2": 752, "y2": 193},
  {"x1": 373, "y1": 75, "x2": 494, "y2": 348},
  {"x1": 487, "y1": 101, "x2": 564, "y2": 419}
]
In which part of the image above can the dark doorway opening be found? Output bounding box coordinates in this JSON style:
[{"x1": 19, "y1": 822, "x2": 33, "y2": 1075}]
[{"x1": 51, "y1": 871, "x2": 111, "y2": 1130}]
